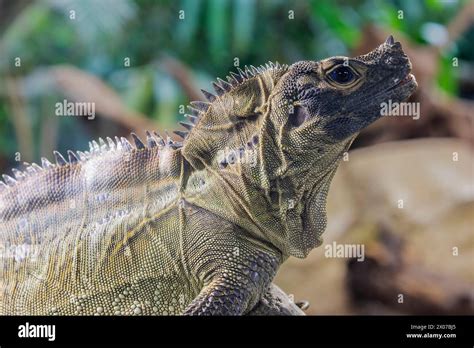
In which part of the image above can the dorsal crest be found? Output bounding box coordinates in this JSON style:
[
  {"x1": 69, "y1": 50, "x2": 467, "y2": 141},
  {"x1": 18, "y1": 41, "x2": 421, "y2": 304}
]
[
  {"x1": 180, "y1": 62, "x2": 289, "y2": 169},
  {"x1": 0, "y1": 132, "x2": 177, "y2": 192},
  {"x1": 0, "y1": 61, "x2": 288, "y2": 190}
]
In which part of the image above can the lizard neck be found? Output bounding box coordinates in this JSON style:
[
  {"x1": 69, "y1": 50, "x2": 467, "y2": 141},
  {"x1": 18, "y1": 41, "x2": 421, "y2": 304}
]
[{"x1": 181, "y1": 134, "x2": 355, "y2": 258}]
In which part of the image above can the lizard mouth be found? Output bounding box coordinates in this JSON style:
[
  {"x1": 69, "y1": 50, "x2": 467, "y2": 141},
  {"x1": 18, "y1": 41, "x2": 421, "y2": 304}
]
[{"x1": 387, "y1": 73, "x2": 417, "y2": 92}]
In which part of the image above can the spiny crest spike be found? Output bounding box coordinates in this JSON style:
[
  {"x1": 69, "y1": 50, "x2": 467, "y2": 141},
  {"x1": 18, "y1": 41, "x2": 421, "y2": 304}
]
[
  {"x1": 237, "y1": 67, "x2": 247, "y2": 78},
  {"x1": 217, "y1": 78, "x2": 232, "y2": 91},
  {"x1": 23, "y1": 162, "x2": 43, "y2": 174},
  {"x1": 187, "y1": 107, "x2": 200, "y2": 117},
  {"x1": 77, "y1": 151, "x2": 87, "y2": 161},
  {"x1": 41, "y1": 157, "x2": 54, "y2": 169},
  {"x1": 230, "y1": 71, "x2": 243, "y2": 83},
  {"x1": 185, "y1": 114, "x2": 198, "y2": 124},
  {"x1": 173, "y1": 130, "x2": 188, "y2": 140},
  {"x1": 131, "y1": 133, "x2": 145, "y2": 149},
  {"x1": 169, "y1": 142, "x2": 183, "y2": 149},
  {"x1": 99, "y1": 137, "x2": 107, "y2": 149},
  {"x1": 201, "y1": 89, "x2": 216, "y2": 102},
  {"x1": 226, "y1": 75, "x2": 237, "y2": 86},
  {"x1": 179, "y1": 121, "x2": 193, "y2": 130},
  {"x1": 106, "y1": 137, "x2": 115, "y2": 150},
  {"x1": 114, "y1": 136, "x2": 122, "y2": 150},
  {"x1": 54, "y1": 151, "x2": 68, "y2": 166},
  {"x1": 146, "y1": 131, "x2": 158, "y2": 148},
  {"x1": 2, "y1": 174, "x2": 17, "y2": 186},
  {"x1": 25, "y1": 166, "x2": 36, "y2": 175},
  {"x1": 31, "y1": 163, "x2": 43, "y2": 172},
  {"x1": 67, "y1": 150, "x2": 79, "y2": 163},
  {"x1": 164, "y1": 130, "x2": 172, "y2": 145},
  {"x1": 212, "y1": 82, "x2": 225, "y2": 96},
  {"x1": 121, "y1": 137, "x2": 133, "y2": 151},
  {"x1": 190, "y1": 101, "x2": 210, "y2": 112},
  {"x1": 92, "y1": 140, "x2": 100, "y2": 152},
  {"x1": 153, "y1": 131, "x2": 165, "y2": 146},
  {"x1": 12, "y1": 168, "x2": 25, "y2": 180}
]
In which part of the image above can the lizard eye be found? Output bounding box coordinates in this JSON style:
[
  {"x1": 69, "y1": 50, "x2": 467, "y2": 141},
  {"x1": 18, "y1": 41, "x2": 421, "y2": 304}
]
[{"x1": 328, "y1": 66, "x2": 356, "y2": 84}]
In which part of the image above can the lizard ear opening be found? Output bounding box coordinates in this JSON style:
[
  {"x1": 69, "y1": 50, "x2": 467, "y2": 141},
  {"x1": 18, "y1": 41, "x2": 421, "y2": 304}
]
[{"x1": 289, "y1": 105, "x2": 309, "y2": 127}]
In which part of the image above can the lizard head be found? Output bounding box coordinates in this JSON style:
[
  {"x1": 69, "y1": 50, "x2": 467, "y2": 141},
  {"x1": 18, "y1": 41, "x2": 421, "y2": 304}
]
[
  {"x1": 270, "y1": 34, "x2": 418, "y2": 187},
  {"x1": 279, "y1": 35, "x2": 416, "y2": 144},
  {"x1": 262, "y1": 35, "x2": 417, "y2": 257},
  {"x1": 181, "y1": 36, "x2": 417, "y2": 257}
]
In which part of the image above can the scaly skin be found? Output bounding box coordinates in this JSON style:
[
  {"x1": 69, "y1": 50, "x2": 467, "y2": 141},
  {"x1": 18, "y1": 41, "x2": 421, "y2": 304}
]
[{"x1": 0, "y1": 36, "x2": 416, "y2": 315}]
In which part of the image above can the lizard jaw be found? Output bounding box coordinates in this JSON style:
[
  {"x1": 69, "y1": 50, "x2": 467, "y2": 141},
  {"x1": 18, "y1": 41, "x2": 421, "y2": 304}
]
[{"x1": 387, "y1": 73, "x2": 417, "y2": 93}]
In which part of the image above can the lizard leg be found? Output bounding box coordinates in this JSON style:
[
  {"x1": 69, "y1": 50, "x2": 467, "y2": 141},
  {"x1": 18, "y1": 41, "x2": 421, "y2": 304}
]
[
  {"x1": 183, "y1": 276, "x2": 252, "y2": 315},
  {"x1": 247, "y1": 283, "x2": 305, "y2": 316},
  {"x1": 182, "y1": 212, "x2": 281, "y2": 315},
  {"x1": 183, "y1": 249, "x2": 280, "y2": 316}
]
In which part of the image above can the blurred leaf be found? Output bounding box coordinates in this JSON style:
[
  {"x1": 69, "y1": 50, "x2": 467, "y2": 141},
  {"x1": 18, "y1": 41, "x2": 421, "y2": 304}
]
[
  {"x1": 0, "y1": 3, "x2": 51, "y2": 71},
  {"x1": 50, "y1": 65, "x2": 156, "y2": 131},
  {"x1": 233, "y1": 0, "x2": 256, "y2": 52},
  {"x1": 310, "y1": 0, "x2": 360, "y2": 48},
  {"x1": 152, "y1": 71, "x2": 181, "y2": 126},
  {"x1": 0, "y1": 103, "x2": 16, "y2": 157},
  {"x1": 122, "y1": 70, "x2": 154, "y2": 115},
  {"x1": 425, "y1": 0, "x2": 443, "y2": 11},
  {"x1": 207, "y1": 0, "x2": 230, "y2": 62},
  {"x1": 399, "y1": 0, "x2": 423, "y2": 23},
  {"x1": 47, "y1": 0, "x2": 137, "y2": 48},
  {"x1": 436, "y1": 53, "x2": 458, "y2": 96},
  {"x1": 359, "y1": 0, "x2": 403, "y2": 32},
  {"x1": 176, "y1": 0, "x2": 203, "y2": 45}
]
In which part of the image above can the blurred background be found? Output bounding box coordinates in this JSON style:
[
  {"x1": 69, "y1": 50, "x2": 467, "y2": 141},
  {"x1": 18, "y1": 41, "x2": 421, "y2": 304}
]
[{"x1": 0, "y1": 0, "x2": 472, "y2": 314}]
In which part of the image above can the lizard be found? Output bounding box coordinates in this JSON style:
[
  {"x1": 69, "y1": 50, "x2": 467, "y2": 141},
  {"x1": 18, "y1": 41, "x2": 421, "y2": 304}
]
[{"x1": 0, "y1": 35, "x2": 417, "y2": 315}]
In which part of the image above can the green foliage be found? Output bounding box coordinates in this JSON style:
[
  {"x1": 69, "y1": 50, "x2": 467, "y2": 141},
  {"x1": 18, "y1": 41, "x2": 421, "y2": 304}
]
[
  {"x1": 233, "y1": 0, "x2": 256, "y2": 53},
  {"x1": 436, "y1": 53, "x2": 459, "y2": 96},
  {"x1": 0, "y1": 103, "x2": 16, "y2": 157},
  {"x1": 176, "y1": 0, "x2": 203, "y2": 46},
  {"x1": 310, "y1": 1, "x2": 361, "y2": 49},
  {"x1": 0, "y1": 0, "x2": 470, "y2": 164}
]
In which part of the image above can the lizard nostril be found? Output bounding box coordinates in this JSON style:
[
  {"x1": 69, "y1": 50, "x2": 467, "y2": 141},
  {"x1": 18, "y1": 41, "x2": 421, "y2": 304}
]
[
  {"x1": 384, "y1": 56, "x2": 393, "y2": 65},
  {"x1": 384, "y1": 55, "x2": 408, "y2": 67}
]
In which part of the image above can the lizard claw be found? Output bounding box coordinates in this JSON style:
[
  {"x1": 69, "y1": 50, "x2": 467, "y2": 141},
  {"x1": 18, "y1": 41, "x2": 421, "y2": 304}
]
[{"x1": 295, "y1": 300, "x2": 310, "y2": 311}]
